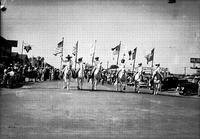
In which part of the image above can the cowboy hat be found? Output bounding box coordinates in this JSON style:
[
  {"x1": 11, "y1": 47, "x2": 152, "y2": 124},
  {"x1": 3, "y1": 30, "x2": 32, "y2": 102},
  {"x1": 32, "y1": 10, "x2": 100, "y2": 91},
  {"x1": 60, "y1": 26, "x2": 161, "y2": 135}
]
[
  {"x1": 121, "y1": 59, "x2": 125, "y2": 63},
  {"x1": 78, "y1": 57, "x2": 83, "y2": 62},
  {"x1": 65, "y1": 54, "x2": 72, "y2": 59},
  {"x1": 155, "y1": 63, "x2": 160, "y2": 66},
  {"x1": 95, "y1": 57, "x2": 99, "y2": 60},
  {"x1": 138, "y1": 63, "x2": 142, "y2": 66}
]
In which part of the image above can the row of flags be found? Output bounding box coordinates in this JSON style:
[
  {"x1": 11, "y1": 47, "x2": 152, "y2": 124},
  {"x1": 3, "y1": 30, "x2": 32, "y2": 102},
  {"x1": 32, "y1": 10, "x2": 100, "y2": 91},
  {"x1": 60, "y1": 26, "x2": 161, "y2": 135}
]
[
  {"x1": 53, "y1": 39, "x2": 79, "y2": 57},
  {"x1": 111, "y1": 42, "x2": 155, "y2": 64},
  {"x1": 53, "y1": 38, "x2": 155, "y2": 65}
]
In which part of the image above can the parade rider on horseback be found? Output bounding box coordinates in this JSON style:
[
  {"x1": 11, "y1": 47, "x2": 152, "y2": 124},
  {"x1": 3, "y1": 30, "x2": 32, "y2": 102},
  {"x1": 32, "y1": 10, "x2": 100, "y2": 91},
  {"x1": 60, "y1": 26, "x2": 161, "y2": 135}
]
[
  {"x1": 91, "y1": 57, "x2": 102, "y2": 90},
  {"x1": 61, "y1": 54, "x2": 73, "y2": 90},
  {"x1": 134, "y1": 63, "x2": 143, "y2": 93},
  {"x1": 152, "y1": 63, "x2": 163, "y2": 95},
  {"x1": 92, "y1": 57, "x2": 101, "y2": 76},
  {"x1": 77, "y1": 57, "x2": 85, "y2": 90},
  {"x1": 116, "y1": 58, "x2": 127, "y2": 91},
  {"x1": 117, "y1": 59, "x2": 126, "y2": 77}
]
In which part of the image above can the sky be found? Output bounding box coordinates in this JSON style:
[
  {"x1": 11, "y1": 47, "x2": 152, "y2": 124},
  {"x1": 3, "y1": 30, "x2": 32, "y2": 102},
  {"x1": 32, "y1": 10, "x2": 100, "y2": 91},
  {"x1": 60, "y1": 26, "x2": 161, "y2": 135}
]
[{"x1": 1, "y1": 0, "x2": 200, "y2": 74}]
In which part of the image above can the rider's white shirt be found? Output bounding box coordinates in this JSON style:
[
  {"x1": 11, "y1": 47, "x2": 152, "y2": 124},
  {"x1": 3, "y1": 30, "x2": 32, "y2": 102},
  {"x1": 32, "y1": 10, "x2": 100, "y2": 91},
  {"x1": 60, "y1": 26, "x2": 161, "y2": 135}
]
[
  {"x1": 94, "y1": 61, "x2": 101, "y2": 70},
  {"x1": 78, "y1": 62, "x2": 84, "y2": 76},
  {"x1": 62, "y1": 60, "x2": 73, "y2": 71},
  {"x1": 153, "y1": 67, "x2": 161, "y2": 77},
  {"x1": 137, "y1": 66, "x2": 143, "y2": 74},
  {"x1": 118, "y1": 63, "x2": 126, "y2": 72}
]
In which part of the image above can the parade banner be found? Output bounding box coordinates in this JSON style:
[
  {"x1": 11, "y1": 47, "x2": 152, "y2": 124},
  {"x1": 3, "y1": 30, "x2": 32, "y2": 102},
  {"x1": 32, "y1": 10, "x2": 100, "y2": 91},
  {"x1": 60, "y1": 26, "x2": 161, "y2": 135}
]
[
  {"x1": 132, "y1": 47, "x2": 137, "y2": 60},
  {"x1": 111, "y1": 43, "x2": 121, "y2": 55},
  {"x1": 72, "y1": 41, "x2": 78, "y2": 56},
  {"x1": 54, "y1": 40, "x2": 63, "y2": 56},
  {"x1": 145, "y1": 48, "x2": 154, "y2": 64}
]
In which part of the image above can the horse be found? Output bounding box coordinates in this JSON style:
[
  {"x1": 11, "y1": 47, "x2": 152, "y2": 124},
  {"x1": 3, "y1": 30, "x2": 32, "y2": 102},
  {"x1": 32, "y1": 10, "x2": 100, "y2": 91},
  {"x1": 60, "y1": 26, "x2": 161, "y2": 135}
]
[
  {"x1": 91, "y1": 66, "x2": 102, "y2": 90},
  {"x1": 62, "y1": 66, "x2": 73, "y2": 90},
  {"x1": 152, "y1": 71, "x2": 163, "y2": 95},
  {"x1": 76, "y1": 64, "x2": 85, "y2": 90},
  {"x1": 116, "y1": 69, "x2": 127, "y2": 92},
  {"x1": 133, "y1": 71, "x2": 143, "y2": 93}
]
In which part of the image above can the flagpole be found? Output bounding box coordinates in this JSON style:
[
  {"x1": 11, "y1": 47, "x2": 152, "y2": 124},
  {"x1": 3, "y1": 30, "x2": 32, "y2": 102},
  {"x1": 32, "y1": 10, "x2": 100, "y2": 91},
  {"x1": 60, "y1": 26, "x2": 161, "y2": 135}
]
[
  {"x1": 116, "y1": 41, "x2": 121, "y2": 66},
  {"x1": 151, "y1": 48, "x2": 154, "y2": 75},
  {"x1": 60, "y1": 37, "x2": 64, "y2": 69},
  {"x1": 132, "y1": 47, "x2": 137, "y2": 72},
  {"x1": 92, "y1": 40, "x2": 97, "y2": 66},
  {"x1": 75, "y1": 41, "x2": 78, "y2": 70},
  {"x1": 21, "y1": 41, "x2": 24, "y2": 64}
]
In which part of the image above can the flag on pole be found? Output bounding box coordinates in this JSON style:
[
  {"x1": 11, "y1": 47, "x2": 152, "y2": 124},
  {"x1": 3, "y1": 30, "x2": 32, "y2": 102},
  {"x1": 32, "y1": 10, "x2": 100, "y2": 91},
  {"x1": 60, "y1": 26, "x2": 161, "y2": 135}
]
[
  {"x1": 90, "y1": 44, "x2": 95, "y2": 56},
  {"x1": 24, "y1": 45, "x2": 32, "y2": 53},
  {"x1": 145, "y1": 48, "x2": 155, "y2": 64},
  {"x1": 72, "y1": 41, "x2": 78, "y2": 56},
  {"x1": 132, "y1": 47, "x2": 137, "y2": 60},
  {"x1": 53, "y1": 40, "x2": 63, "y2": 56},
  {"x1": 23, "y1": 42, "x2": 32, "y2": 53},
  {"x1": 111, "y1": 43, "x2": 121, "y2": 55}
]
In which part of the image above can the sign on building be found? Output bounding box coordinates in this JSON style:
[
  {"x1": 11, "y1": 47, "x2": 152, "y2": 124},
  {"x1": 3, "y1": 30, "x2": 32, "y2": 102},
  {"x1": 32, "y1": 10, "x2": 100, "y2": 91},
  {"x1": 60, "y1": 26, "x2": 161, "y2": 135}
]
[{"x1": 190, "y1": 58, "x2": 200, "y2": 63}]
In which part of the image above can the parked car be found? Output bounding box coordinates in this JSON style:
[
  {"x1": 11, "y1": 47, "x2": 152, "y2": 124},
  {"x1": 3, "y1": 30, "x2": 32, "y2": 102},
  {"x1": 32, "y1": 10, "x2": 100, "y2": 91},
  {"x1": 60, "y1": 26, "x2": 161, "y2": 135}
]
[
  {"x1": 161, "y1": 77, "x2": 180, "y2": 91},
  {"x1": 149, "y1": 77, "x2": 188, "y2": 91},
  {"x1": 177, "y1": 77, "x2": 200, "y2": 96}
]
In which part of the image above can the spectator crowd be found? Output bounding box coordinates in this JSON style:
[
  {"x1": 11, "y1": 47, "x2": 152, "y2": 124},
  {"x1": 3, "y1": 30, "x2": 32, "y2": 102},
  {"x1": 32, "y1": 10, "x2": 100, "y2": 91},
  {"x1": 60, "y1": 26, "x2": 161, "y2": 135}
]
[{"x1": 0, "y1": 62, "x2": 61, "y2": 88}]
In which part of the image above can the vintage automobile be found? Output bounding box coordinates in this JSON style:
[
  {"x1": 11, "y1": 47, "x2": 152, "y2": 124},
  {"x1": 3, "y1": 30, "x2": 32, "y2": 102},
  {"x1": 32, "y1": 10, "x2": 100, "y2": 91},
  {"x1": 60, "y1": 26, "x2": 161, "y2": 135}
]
[
  {"x1": 176, "y1": 77, "x2": 200, "y2": 96},
  {"x1": 161, "y1": 77, "x2": 189, "y2": 91},
  {"x1": 148, "y1": 76, "x2": 188, "y2": 91}
]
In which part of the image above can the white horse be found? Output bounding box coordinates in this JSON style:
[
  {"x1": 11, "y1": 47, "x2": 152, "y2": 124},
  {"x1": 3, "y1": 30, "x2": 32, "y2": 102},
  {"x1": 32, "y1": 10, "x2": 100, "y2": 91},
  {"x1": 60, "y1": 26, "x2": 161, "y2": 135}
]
[
  {"x1": 62, "y1": 65, "x2": 72, "y2": 90},
  {"x1": 152, "y1": 71, "x2": 162, "y2": 95},
  {"x1": 91, "y1": 66, "x2": 102, "y2": 90},
  {"x1": 134, "y1": 72, "x2": 142, "y2": 93},
  {"x1": 77, "y1": 64, "x2": 85, "y2": 90},
  {"x1": 116, "y1": 70, "x2": 127, "y2": 92}
]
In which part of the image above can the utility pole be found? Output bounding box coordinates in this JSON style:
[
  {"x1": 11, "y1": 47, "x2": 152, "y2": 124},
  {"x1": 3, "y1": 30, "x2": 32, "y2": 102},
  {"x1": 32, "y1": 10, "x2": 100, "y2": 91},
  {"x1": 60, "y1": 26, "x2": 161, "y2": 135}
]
[
  {"x1": 107, "y1": 61, "x2": 109, "y2": 69},
  {"x1": 184, "y1": 67, "x2": 187, "y2": 75},
  {"x1": 116, "y1": 41, "x2": 121, "y2": 66}
]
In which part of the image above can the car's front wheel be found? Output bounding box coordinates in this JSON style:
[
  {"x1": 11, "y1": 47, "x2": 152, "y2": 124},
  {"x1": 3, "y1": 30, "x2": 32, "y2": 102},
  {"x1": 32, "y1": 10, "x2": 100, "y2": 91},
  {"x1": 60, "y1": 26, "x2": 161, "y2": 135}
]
[{"x1": 184, "y1": 89, "x2": 192, "y2": 96}]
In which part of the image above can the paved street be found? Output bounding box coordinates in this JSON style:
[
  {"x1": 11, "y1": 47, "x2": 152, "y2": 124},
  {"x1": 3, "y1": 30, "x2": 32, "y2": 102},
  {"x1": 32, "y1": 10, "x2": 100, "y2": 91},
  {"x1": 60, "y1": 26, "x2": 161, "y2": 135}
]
[{"x1": 0, "y1": 80, "x2": 200, "y2": 139}]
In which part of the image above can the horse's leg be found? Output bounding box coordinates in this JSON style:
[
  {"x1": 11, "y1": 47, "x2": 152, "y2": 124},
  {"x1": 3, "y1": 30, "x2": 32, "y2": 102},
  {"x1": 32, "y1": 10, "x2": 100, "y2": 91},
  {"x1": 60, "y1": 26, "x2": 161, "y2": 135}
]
[
  {"x1": 63, "y1": 76, "x2": 66, "y2": 89},
  {"x1": 116, "y1": 78, "x2": 119, "y2": 91},
  {"x1": 154, "y1": 83, "x2": 157, "y2": 95},
  {"x1": 77, "y1": 78, "x2": 80, "y2": 89},
  {"x1": 94, "y1": 78, "x2": 97, "y2": 90},
  {"x1": 123, "y1": 76, "x2": 127, "y2": 91},
  {"x1": 92, "y1": 78, "x2": 94, "y2": 90},
  {"x1": 137, "y1": 81, "x2": 140, "y2": 93},
  {"x1": 134, "y1": 81, "x2": 137, "y2": 93},
  {"x1": 68, "y1": 78, "x2": 71, "y2": 90},
  {"x1": 80, "y1": 78, "x2": 83, "y2": 89},
  {"x1": 66, "y1": 79, "x2": 69, "y2": 90}
]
